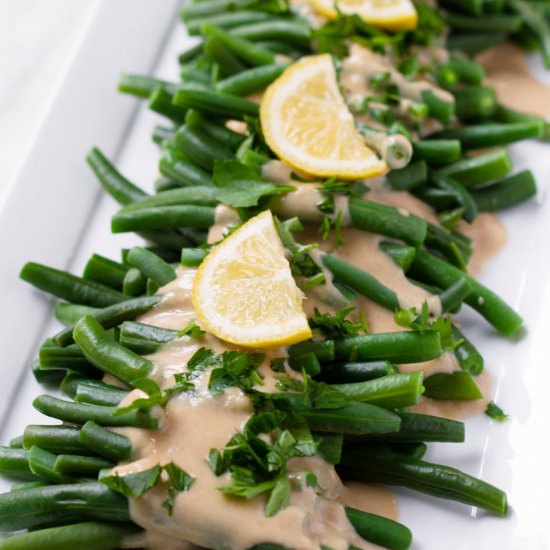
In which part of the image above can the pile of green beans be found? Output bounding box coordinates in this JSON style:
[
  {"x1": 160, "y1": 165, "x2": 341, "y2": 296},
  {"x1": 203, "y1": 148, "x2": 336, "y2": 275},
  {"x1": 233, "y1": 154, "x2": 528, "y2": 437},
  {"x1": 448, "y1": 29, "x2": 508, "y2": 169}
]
[{"x1": 4, "y1": 0, "x2": 548, "y2": 548}]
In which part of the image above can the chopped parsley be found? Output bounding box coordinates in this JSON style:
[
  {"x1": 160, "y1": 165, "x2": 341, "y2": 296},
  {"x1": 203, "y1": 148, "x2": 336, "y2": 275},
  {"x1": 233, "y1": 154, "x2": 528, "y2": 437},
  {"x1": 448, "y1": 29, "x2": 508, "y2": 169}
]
[
  {"x1": 394, "y1": 302, "x2": 462, "y2": 351},
  {"x1": 485, "y1": 401, "x2": 509, "y2": 422},
  {"x1": 177, "y1": 320, "x2": 205, "y2": 339},
  {"x1": 212, "y1": 160, "x2": 294, "y2": 209},
  {"x1": 309, "y1": 306, "x2": 368, "y2": 340}
]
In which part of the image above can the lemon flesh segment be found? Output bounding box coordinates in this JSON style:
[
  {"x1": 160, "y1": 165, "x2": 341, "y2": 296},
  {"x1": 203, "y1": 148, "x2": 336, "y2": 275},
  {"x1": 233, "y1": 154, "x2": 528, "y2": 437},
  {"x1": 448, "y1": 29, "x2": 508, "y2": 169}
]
[
  {"x1": 261, "y1": 54, "x2": 386, "y2": 180},
  {"x1": 310, "y1": 0, "x2": 418, "y2": 31},
  {"x1": 192, "y1": 210, "x2": 312, "y2": 349}
]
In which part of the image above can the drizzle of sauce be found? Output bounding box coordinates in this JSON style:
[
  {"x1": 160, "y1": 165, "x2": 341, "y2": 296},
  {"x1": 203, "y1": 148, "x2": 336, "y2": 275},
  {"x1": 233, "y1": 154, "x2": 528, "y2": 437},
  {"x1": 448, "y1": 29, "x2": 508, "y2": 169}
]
[{"x1": 478, "y1": 43, "x2": 550, "y2": 118}]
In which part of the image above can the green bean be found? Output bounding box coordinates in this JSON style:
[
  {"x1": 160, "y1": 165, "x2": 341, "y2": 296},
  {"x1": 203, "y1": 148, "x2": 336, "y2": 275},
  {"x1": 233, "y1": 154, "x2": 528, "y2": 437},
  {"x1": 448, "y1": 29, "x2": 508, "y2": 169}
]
[
  {"x1": 494, "y1": 104, "x2": 550, "y2": 141},
  {"x1": 178, "y1": 41, "x2": 204, "y2": 64},
  {"x1": 333, "y1": 373, "x2": 424, "y2": 409},
  {"x1": 448, "y1": 55, "x2": 486, "y2": 85},
  {"x1": 55, "y1": 303, "x2": 98, "y2": 326},
  {"x1": 111, "y1": 204, "x2": 216, "y2": 233},
  {"x1": 126, "y1": 246, "x2": 177, "y2": 287},
  {"x1": 453, "y1": 86, "x2": 496, "y2": 121},
  {"x1": 430, "y1": 173, "x2": 478, "y2": 222},
  {"x1": 0, "y1": 448, "x2": 38, "y2": 480},
  {"x1": 424, "y1": 371, "x2": 483, "y2": 400},
  {"x1": 348, "y1": 198, "x2": 428, "y2": 247},
  {"x1": 452, "y1": 326, "x2": 484, "y2": 375},
  {"x1": 339, "y1": 446, "x2": 507, "y2": 515},
  {"x1": 440, "y1": 0, "x2": 482, "y2": 15},
  {"x1": 345, "y1": 507, "x2": 412, "y2": 550},
  {"x1": 471, "y1": 169, "x2": 537, "y2": 211},
  {"x1": 435, "y1": 63, "x2": 459, "y2": 89},
  {"x1": 186, "y1": 10, "x2": 272, "y2": 36},
  {"x1": 321, "y1": 254, "x2": 399, "y2": 311},
  {"x1": 28, "y1": 447, "x2": 79, "y2": 484},
  {"x1": 159, "y1": 149, "x2": 212, "y2": 187},
  {"x1": 437, "y1": 148, "x2": 512, "y2": 187},
  {"x1": 421, "y1": 90, "x2": 454, "y2": 125},
  {"x1": 443, "y1": 11, "x2": 522, "y2": 32},
  {"x1": 180, "y1": 66, "x2": 212, "y2": 86},
  {"x1": 433, "y1": 121, "x2": 543, "y2": 149},
  {"x1": 288, "y1": 339, "x2": 335, "y2": 362},
  {"x1": 180, "y1": 0, "x2": 252, "y2": 20},
  {"x1": 73, "y1": 316, "x2": 153, "y2": 384},
  {"x1": 31, "y1": 360, "x2": 66, "y2": 384},
  {"x1": 288, "y1": 351, "x2": 321, "y2": 377},
  {"x1": 318, "y1": 361, "x2": 395, "y2": 384},
  {"x1": 204, "y1": 36, "x2": 248, "y2": 77},
  {"x1": 75, "y1": 382, "x2": 129, "y2": 407},
  {"x1": 122, "y1": 267, "x2": 146, "y2": 296},
  {"x1": 53, "y1": 295, "x2": 161, "y2": 347},
  {"x1": 439, "y1": 278, "x2": 472, "y2": 312},
  {"x1": 424, "y1": 222, "x2": 471, "y2": 269},
  {"x1": 181, "y1": 247, "x2": 208, "y2": 267},
  {"x1": 186, "y1": 110, "x2": 247, "y2": 150},
  {"x1": 39, "y1": 339, "x2": 91, "y2": 372},
  {"x1": 20, "y1": 262, "x2": 126, "y2": 308},
  {"x1": 83, "y1": 254, "x2": 128, "y2": 291},
  {"x1": 8, "y1": 436, "x2": 23, "y2": 449},
  {"x1": 152, "y1": 125, "x2": 176, "y2": 145},
  {"x1": 348, "y1": 411, "x2": 465, "y2": 443},
  {"x1": 217, "y1": 63, "x2": 290, "y2": 96},
  {"x1": 378, "y1": 242, "x2": 416, "y2": 271},
  {"x1": 118, "y1": 321, "x2": 178, "y2": 355},
  {"x1": 117, "y1": 73, "x2": 177, "y2": 99},
  {"x1": 154, "y1": 177, "x2": 182, "y2": 193},
  {"x1": 202, "y1": 23, "x2": 276, "y2": 66},
  {"x1": 23, "y1": 425, "x2": 89, "y2": 456},
  {"x1": 173, "y1": 87, "x2": 260, "y2": 120},
  {"x1": 0, "y1": 482, "x2": 130, "y2": 531},
  {"x1": 412, "y1": 187, "x2": 456, "y2": 211},
  {"x1": 334, "y1": 331, "x2": 443, "y2": 364},
  {"x1": 173, "y1": 125, "x2": 235, "y2": 171},
  {"x1": 0, "y1": 521, "x2": 141, "y2": 550},
  {"x1": 232, "y1": 21, "x2": 312, "y2": 48},
  {"x1": 409, "y1": 249, "x2": 523, "y2": 336},
  {"x1": 33, "y1": 395, "x2": 158, "y2": 428},
  {"x1": 148, "y1": 85, "x2": 187, "y2": 123},
  {"x1": 386, "y1": 161, "x2": 428, "y2": 191},
  {"x1": 278, "y1": 396, "x2": 401, "y2": 435},
  {"x1": 412, "y1": 140, "x2": 461, "y2": 165},
  {"x1": 78, "y1": 421, "x2": 132, "y2": 462},
  {"x1": 86, "y1": 147, "x2": 147, "y2": 206},
  {"x1": 54, "y1": 454, "x2": 113, "y2": 475},
  {"x1": 10, "y1": 481, "x2": 49, "y2": 492},
  {"x1": 446, "y1": 32, "x2": 507, "y2": 55}
]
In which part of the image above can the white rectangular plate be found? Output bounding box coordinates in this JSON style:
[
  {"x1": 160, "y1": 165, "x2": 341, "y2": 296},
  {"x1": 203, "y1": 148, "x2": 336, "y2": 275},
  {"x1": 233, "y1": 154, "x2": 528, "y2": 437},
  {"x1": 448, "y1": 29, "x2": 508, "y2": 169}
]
[{"x1": 1, "y1": 3, "x2": 549, "y2": 548}]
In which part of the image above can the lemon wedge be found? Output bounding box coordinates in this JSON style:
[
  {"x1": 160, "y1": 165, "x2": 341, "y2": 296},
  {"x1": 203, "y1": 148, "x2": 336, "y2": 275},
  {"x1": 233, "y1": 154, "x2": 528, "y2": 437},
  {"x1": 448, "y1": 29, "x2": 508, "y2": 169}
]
[
  {"x1": 310, "y1": 0, "x2": 418, "y2": 31},
  {"x1": 260, "y1": 54, "x2": 386, "y2": 180},
  {"x1": 192, "y1": 210, "x2": 311, "y2": 348}
]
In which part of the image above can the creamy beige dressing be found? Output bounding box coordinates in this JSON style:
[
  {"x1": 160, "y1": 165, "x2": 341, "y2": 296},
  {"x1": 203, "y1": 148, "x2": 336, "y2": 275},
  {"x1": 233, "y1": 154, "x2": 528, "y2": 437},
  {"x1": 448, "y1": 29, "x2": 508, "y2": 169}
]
[
  {"x1": 478, "y1": 43, "x2": 550, "y2": 119},
  {"x1": 112, "y1": 26, "x2": 530, "y2": 549},
  {"x1": 340, "y1": 44, "x2": 454, "y2": 109},
  {"x1": 118, "y1": 268, "x2": 385, "y2": 550}
]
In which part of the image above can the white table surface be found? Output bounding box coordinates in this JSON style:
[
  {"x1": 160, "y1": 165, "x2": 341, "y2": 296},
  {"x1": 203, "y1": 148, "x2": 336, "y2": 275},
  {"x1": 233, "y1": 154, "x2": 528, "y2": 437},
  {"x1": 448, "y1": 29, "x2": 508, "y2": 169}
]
[{"x1": 0, "y1": 0, "x2": 95, "y2": 207}]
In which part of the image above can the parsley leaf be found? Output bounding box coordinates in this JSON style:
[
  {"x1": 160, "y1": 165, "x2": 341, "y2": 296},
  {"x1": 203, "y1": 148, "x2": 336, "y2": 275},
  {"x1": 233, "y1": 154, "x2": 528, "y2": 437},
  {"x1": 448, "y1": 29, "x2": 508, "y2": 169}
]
[
  {"x1": 309, "y1": 307, "x2": 368, "y2": 340},
  {"x1": 394, "y1": 302, "x2": 462, "y2": 352},
  {"x1": 274, "y1": 217, "x2": 324, "y2": 281},
  {"x1": 177, "y1": 320, "x2": 205, "y2": 339},
  {"x1": 320, "y1": 210, "x2": 345, "y2": 249},
  {"x1": 212, "y1": 160, "x2": 294, "y2": 208},
  {"x1": 208, "y1": 351, "x2": 265, "y2": 395},
  {"x1": 102, "y1": 465, "x2": 162, "y2": 498},
  {"x1": 485, "y1": 401, "x2": 508, "y2": 422},
  {"x1": 162, "y1": 462, "x2": 195, "y2": 515}
]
